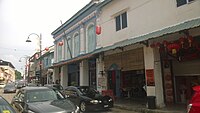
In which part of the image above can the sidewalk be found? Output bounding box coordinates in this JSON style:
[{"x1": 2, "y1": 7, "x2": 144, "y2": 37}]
[{"x1": 114, "y1": 98, "x2": 186, "y2": 113}]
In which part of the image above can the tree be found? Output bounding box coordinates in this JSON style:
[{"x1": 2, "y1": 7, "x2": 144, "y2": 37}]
[{"x1": 15, "y1": 70, "x2": 22, "y2": 80}]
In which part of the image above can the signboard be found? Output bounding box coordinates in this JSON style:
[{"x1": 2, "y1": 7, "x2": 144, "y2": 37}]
[
  {"x1": 146, "y1": 69, "x2": 155, "y2": 86},
  {"x1": 98, "y1": 77, "x2": 106, "y2": 87}
]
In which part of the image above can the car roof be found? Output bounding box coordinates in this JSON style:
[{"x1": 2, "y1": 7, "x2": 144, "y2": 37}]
[{"x1": 20, "y1": 86, "x2": 51, "y2": 92}]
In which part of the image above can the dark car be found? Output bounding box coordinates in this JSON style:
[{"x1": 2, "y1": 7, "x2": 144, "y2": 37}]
[
  {"x1": 11, "y1": 86, "x2": 80, "y2": 113},
  {"x1": 4, "y1": 83, "x2": 17, "y2": 93},
  {"x1": 64, "y1": 86, "x2": 114, "y2": 112},
  {"x1": 16, "y1": 81, "x2": 26, "y2": 89},
  {"x1": 0, "y1": 96, "x2": 17, "y2": 113},
  {"x1": 187, "y1": 85, "x2": 200, "y2": 113},
  {"x1": 44, "y1": 84, "x2": 65, "y2": 94}
]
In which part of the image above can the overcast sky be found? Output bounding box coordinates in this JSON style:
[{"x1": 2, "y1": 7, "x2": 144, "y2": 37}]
[{"x1": 0, "y1": 0, "x2": 91, "y2": 74}]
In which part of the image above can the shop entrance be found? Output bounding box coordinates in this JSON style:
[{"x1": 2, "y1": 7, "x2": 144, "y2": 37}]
[
  {"x1": 107, "y1": 64, "x2": 121, "y2": 97},
  {"x1": 121, "y1": 70, "x2": 146, "y2": 99},
  {"x1": 175, "y1": 76, "x2": 200, "y2": 103}
]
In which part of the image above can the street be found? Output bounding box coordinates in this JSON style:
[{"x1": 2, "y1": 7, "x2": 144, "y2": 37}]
[{"x1": 0, "y1": 89, "x2": 139, "y2": 113}]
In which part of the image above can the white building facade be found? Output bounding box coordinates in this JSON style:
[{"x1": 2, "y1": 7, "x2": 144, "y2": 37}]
[{"x1": 52, "y1": 0, "x2": 200, "y2": 108}]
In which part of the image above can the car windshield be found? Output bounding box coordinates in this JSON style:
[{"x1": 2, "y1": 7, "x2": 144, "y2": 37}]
[
  {"x1": 26, "y1": 89, "x2": 64, "y2": 103},
  {"x1": 78, "y1": 87, "x2": 99, "y2": 96}
]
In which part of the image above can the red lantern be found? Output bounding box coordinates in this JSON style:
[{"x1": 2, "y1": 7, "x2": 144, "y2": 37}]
[
  {"x1": 167, "y1": 43, "x2": 180, "y2": 55},
  {"x1": 45, "y1": 47, "x2": 49, "y2": 51},
  {"x1": 58, "y1": 41, "x2": 63, "y2": 46},
  {"x1": 96, "y1": 25, "x2": 101, "y2": 35},
  {"x1": 35, "y1": 54, "x2": 39, "y2": 59}
]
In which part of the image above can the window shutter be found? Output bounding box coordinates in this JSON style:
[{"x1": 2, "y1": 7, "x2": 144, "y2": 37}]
[
  {"x1": 115, "y1": 16, "x2": 121, "y2": 31},
  {"x1": 122, "y1": 12, "x2": 127, "y2": 29},
  {"x1": 176, "y1": 0, "x2": 187, "y2": 7}
]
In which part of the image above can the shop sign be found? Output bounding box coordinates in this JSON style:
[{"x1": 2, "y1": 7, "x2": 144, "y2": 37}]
[
  {"x1": 98, "y1": 77, "x2": 106, "y2": 87},
  {"x1": 146, "y1": 69, "x2": 155, "y2": 86}
]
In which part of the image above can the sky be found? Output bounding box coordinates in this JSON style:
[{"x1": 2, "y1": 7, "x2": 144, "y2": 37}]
[{"x1": 0, "y1": 0, "x2": 91, "y2": 74}]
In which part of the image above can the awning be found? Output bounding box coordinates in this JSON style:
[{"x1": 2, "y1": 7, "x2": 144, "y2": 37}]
[
  {"x1": 93, "y1": 17, "x2": 200, "y2": 54},
  {"x1": 53, "y1": 53, "x2": 94, "y2": 67}
]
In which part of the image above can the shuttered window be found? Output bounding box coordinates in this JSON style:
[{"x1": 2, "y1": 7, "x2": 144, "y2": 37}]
[
  {"x1": 115, "y1": 12, "x2": 128, "y2": 31},
  {"x1": 87, "y1": 24, "x2": 96, "y2": 53},
  {"x1": 115, "y1": 16, "x2": 121, "y2": 31},
  {"x1": 122, "y1": 12, "x2": 127, "y2": 29},
  {"x1": 57, "y1": 42, "x2": 62, "y2": 61},
  {"x1": 176, "y1": 0, "x2": 194, "y2": 7},
  {"x1": 73, "y1": 33, "x2": 80, "y2": 57}
]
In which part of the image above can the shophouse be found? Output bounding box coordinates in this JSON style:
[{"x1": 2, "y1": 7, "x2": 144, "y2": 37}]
[
  {"x1": 51, "y1": 0, "x2": 200, "y2": 108},
  {"x1": 52, "y1": 1, "x2": 102, "y2": 88},
  {"x1": 94, "y1": 0, "x2": 200, "y2": 108},
  {"x1": 41, "y1": 45, "x2": 54, "y2": 84},
  {"x1": 28, "y1": 46, "x2": 54, "y2": 85}
]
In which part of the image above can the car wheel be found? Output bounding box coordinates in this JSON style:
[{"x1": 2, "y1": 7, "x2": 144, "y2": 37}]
[{"x1": 79, "y1": 101, "x2": 86, "y2": 112}]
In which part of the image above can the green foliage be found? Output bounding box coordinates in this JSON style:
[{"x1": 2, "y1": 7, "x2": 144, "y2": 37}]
[{"x1": 15, "y1": 70, "x2": 22, "y2": 80}]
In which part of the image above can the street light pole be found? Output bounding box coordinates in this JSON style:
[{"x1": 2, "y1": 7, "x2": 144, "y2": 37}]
[
  {"x1": 19, "y1": 55, "x2": 30, "y2": 81},
  {"x1": 26, "y1": 33, "x2": 42, "y2": 85}
]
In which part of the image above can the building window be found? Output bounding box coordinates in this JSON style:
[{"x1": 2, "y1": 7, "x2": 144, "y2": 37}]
[
  {"x1": 115, "y1": 12, "x2": 127, "y2": 31},
  {"x1": 57, "y1": 42, "x2": 62, "y2": 61},
  {"x1": 176, "y1": 0, "x2": 194, "y2": 7},
  {"x1": 87, "y1": 24, "x2": 96, "y2": 53},
  {"x1": 67, "y1": 37, "x2": 72, "y2": 59},
  {"x1": 73, "y1": 33, "x2": 80, "y2": 57},
  {"x1": 65, "y1": 36, "x2": 72, "y2": 59}
]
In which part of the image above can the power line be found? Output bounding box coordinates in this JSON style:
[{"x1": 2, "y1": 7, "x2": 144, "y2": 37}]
[{"x1": 0, "y1": 47, "x2": 35, "y2": 52}]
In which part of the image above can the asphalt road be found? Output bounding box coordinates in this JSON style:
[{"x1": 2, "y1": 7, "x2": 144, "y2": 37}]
[{"x1": 0, "y1": 89, "x2": 139, "y2": 113}]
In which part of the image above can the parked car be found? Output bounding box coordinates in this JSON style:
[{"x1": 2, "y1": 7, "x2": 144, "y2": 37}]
[
  {"x1": 26, "y1": 83, "x2": 37, "y2": 87},
  {"x1": 44, "y1": 84, "x2": 65, "y2": 94},
  {"x1": 0, "y1": 96, "x2": 17, "y2": 113},
  {"x1": 16, "y1": 81, "x2": 26, "y2": 89},
  {"x1": 3, "y1": 83, "x2": 16, "y2": 93},
  {"x1": 11, "y1": 86, "x2": 80, "y2": 113},
  {"x1": 187, "y1": 85, "x2": 200, "y2": 113},
  {"x1": 64, "y1": 86, "x2": 114, "y2": 112}
]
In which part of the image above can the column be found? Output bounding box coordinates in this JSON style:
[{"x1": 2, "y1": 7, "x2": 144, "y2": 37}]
[
  {"x1": 144, "y1": 46, "x2": 165, "y2": 108},
  {"x1": 80, "y1": 26, "x2": 85, "y2": 54},
  {"x1": 53, "y1": 67, "x2": 59, "y2": 83},
  {"x1": 96, "y1": 54, "x2": 106, "y2": 92},
  {"x1": 79, "y1": 60, "x2": 89, "y2": 86},
  {"x1": 60, "y1": 65, "x2": 68, "y2": 87}
]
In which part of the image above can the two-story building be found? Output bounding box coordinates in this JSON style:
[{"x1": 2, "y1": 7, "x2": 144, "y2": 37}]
[
  {"x1": 94, "y1": 0, "x2": 200, "y2": 108},
  {"x1": 52, "y1": 1, "x2": 100, "y2": 88},
  {"x1": 0, "y1": 59, "x2": 15, "y2": 83},
  {"x1": 51, "y1": 0, "x2": 200, "y2": 108},
  {"x1": 28, "y1": 45, "x2": 54, "y2": 85}
]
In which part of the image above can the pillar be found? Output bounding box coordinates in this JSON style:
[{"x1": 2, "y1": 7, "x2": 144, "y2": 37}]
[
  {"x1": 79, "y1": 60, "x2": 89, "y2": 86},
  {"x1": 53, "y1": 67, "x2": 59, "y2": 83},
  {"x1": 144, "y1": 46, "x2": 165, "y2": 108},
  {"x1": 60, "y1": 65, "x2": 68, "y2": 87},
  {"x1": 96, "y1": 54, "x2": 106, "y2": 92}
]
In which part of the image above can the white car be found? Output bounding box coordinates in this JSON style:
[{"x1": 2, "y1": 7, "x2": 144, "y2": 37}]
[{"x1": 0, "y1": 83, "x2": 6, "y2": 88}]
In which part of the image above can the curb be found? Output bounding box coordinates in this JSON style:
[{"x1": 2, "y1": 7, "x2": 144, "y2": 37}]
[{"x1": 114, "y1": 104, "x2": 185, "y2": 113}]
